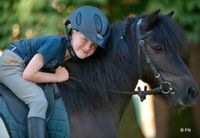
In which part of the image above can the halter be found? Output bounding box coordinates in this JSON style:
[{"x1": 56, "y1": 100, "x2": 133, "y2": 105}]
[
  {"x1": 69, "y1": 18, "x2": 175, "y2": 102},
  {"x1": 135, "y1": 18, "x2": 174, "y2": 100}
]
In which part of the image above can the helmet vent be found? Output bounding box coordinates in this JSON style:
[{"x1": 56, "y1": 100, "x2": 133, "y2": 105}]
[
  {"x1": 76, "y1": 13, "x2": 82, "y2": 26},
  {"x1": 94, "y1": 14, "x2": 102, "y2": 33}
]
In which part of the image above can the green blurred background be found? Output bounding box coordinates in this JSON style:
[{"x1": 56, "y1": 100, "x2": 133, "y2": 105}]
[{"x1": 0, "y1": 0, "x2": 200, "y2": 138}]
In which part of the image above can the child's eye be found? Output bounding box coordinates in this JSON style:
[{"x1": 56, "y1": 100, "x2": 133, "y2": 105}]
[
  {"x1": 80, "y1": 37, "x2": 87, "y2": 43},
  {"x1": 82, "y1": 37, "x2": 88, "y2": 42},
  {"x1": 92, "y1": 44, "x2": 97, "y2": 48}
]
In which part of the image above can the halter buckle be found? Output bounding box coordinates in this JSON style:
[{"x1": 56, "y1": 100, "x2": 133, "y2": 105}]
[{"x1": 155, "y1": 73, "x2": 160, "y2": 79}]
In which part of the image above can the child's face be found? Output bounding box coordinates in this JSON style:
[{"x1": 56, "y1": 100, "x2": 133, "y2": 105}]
[{"x1": 71, "y1": 30, "x2": 97, "y2": 59}]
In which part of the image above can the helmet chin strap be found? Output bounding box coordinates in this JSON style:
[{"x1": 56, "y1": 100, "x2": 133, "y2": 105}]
[{"x1": 67, "y1": 45, "x2": 80, "y2": 61}]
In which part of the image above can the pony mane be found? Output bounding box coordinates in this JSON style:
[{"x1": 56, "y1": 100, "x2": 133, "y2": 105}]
[{"x1": 59, "y1": 17, "x2": 138, "y2": 109}]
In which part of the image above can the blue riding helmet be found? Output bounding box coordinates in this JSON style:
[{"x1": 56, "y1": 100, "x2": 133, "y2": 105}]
[{"x1": 65, "y1": 6, "x2": 110, "y2": 49}]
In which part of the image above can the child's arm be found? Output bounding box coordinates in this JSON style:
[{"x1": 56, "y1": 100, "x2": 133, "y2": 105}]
[{"x1": 23, "y1": 53, "x2": 69, "y2": 83}]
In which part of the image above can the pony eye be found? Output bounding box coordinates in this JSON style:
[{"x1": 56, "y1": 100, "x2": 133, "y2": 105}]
[{"x1": 152, "y1": 44, "x2": 164, "y2": 52}]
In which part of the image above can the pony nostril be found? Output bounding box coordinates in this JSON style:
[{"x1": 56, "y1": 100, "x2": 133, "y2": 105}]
[{"x1": 187, "y1": 87, "x2": 199, "y2": 97}]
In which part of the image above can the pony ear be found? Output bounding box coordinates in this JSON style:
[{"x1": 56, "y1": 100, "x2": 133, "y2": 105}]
[
  {"x1": 141, "y1": 9, "x2": 160, "y2": 32},
  {"x1": 166, "y1": 11, "x2": 175, "y2": 17}
]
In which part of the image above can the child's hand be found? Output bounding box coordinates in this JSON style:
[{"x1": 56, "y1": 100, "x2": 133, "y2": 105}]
[{"x1": 55, "y1": 66, "x2": 69, "y2": 82}]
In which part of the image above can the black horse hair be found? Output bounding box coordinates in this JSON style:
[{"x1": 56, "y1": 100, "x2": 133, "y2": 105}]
[{"x1": 58, "y1": 13, "x2": 186, "y2": 110}]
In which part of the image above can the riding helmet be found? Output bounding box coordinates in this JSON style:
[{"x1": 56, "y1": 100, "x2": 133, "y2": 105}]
[{"x1": 64, "y1": 6, "x2": 110, "y2": 49}]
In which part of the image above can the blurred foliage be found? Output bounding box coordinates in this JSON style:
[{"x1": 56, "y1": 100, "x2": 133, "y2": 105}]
[
  {"x1": 0, "y1": 0, "x2": 16, "y2": 48},
  {"x1": 0, "y1": 0, "x2": 74, "y2": 49},
  {"x1": 148, "y1": 0, "x2": 200, "y2": 41},
  {"x1": 1, "y1": 0, "x2": 199, "y2": 49},
  {"x1": 0, "y1": 0, "x2": 147, "y2": 49}
]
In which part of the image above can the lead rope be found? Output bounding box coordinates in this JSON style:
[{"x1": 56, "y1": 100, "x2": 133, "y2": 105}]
[{"x1": 69, "y1": 76, "x2": 160, "y2": 101}]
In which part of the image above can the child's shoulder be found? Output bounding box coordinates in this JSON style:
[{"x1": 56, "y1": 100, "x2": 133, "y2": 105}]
[
  {"x1": 36, "y1": 35, "x2": 66, "y2": 43},
  {"x1": 38, "y1": 35, "x2": 64, "y2": 40}
]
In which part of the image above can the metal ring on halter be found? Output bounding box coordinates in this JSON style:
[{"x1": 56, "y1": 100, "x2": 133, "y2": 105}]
[
  {"x1": 139, "y1": 40, "x2": 145, "y2": 46},
  {"x1": 155, "y1": 73, "x2": 161, "y2": 79},
  {"x1": 160, "y1": 81, "x2": 173, "y2": 94}
]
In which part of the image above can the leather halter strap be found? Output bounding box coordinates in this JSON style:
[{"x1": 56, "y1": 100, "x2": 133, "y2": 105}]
[{"x1": 136, "y1": 19, "x2": 174, "y2": 97}]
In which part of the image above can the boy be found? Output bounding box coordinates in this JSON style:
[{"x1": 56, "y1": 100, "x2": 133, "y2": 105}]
[{"x1": 0, "y1": 6, "x2": 110, "y2": 138}]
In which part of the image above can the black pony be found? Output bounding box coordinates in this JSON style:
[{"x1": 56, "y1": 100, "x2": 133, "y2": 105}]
[
  {"x1": 0, "y1": 10, "x2": 199, "y2": 138},
  {"x1": 60, "y1": 10, "x2": 199, "y2": 138}
]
